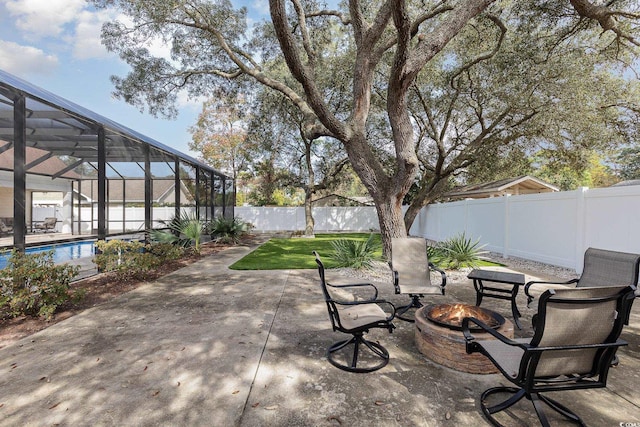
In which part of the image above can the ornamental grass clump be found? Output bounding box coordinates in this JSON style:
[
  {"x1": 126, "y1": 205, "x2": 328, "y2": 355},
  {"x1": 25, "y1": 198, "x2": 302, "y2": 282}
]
[
  {"x1": 207, "y1": 216, "x2": 252, "y2": 244},
  {"x1": 329, "y1": 233, "x2": 380, "y2": 269},
  {"x1": 430, "y1": 233, "x2": 488, "y2": 270},
  {"x1": 151, "y1": 212, "x2": 205, "y2": 254},
  {"x1": 0, "y1": 249, "x2": 80, "y2": 319}
]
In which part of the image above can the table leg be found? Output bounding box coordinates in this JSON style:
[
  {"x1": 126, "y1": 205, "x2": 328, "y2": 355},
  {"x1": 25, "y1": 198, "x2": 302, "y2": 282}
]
[
  {"x1": 510, "y1": 285, "x2": 522, "y2": 329},
  {"x1": 474, "y1": 279, "x2": 484, "y2": 306}
]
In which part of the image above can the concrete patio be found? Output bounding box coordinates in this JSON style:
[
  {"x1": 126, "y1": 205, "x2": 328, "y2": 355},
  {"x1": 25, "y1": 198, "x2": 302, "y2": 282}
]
[{"x1": 0, "y1": 238, "x2": 638, "y2": 426}]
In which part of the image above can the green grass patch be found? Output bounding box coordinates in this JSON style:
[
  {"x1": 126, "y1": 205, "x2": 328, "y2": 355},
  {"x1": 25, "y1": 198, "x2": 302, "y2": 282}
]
[
  {"x1": 230, "y1": 233, "x2": 383, "y2": 270},
  {"x1": 230, "y1": 233, "x2": 502, "y2": 270}
]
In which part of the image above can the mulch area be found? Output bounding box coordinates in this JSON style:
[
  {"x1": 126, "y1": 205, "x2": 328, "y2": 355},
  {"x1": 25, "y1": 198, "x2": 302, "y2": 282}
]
[{"x1": 0, "y1": 240, "x2": 239, "y2": 349}]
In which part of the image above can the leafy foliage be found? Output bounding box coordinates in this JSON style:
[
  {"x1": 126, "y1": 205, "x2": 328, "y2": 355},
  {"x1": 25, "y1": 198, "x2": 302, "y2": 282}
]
[
  {"x1": 150, "y1": 212, "x2": 204, "y2": 254},
  {"x1": 207, "y1": 216, "x2": 252, "y2": 244},
  {"x1": 0, "y1": 250, "x2": 80, "y2": 319},
  {"x1": 93, "y1": 0, "x2": 640, "y2": 256},
  {"x1": 430, "y1": 233, "x2": 488, "y2": 270},
  {"x1": 329, "y1": 234, "x2": 380, "y2": 269},
  {"x1": 94, "y1": 240, "x2": 185, "y2": 281}
]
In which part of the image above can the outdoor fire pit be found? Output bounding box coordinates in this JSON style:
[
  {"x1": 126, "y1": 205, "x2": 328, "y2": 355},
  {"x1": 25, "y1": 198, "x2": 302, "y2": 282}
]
[{"x1": 415, "y1": 303, "x2": 514, "y2": 374}]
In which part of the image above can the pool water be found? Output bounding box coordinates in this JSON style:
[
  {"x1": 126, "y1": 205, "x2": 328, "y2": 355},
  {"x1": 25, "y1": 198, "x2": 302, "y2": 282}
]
[{"x1": 0, "y1": 241, "x2": 95, "y2": 269}]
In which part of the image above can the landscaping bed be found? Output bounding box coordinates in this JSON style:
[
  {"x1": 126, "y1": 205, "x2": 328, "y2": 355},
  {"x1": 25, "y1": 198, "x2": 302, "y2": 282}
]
[{"x1": 0, "y1": 240, "x2": 237, "y2": 349}]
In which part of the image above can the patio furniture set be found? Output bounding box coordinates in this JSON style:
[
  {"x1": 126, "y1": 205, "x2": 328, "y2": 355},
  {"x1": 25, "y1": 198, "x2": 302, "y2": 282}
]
[{"x1": 313, "y1": 240, "x2": 639, "y2": 427}]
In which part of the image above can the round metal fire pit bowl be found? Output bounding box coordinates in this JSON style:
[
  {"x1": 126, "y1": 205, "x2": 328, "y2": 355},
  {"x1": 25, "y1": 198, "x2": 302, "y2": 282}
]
[{"x1": 414, "y1": 304, "x2": 514, "y2": 374}]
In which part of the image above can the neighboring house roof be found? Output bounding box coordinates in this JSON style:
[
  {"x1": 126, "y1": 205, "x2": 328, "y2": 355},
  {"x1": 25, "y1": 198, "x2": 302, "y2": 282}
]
[
  {"x1": 312, "y1": 194, "x2": 374, "y2": 207},
  {"x1": 612, "y1": 180, "x2": 640, "y2": 187},
  {"x1": 444, "y1": 175, "x2": 559, "y2": 200},
  {"x1": 0, "y1": 143, "x2": 81, "y2": 179},
  {"x1": 77, "y1": 179, "x2": 194, "y2": 203}
]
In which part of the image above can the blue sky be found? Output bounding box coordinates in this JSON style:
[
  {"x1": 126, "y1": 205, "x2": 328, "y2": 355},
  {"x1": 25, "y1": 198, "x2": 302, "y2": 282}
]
[{"x1": 0, "y1": 0, "x2": 270, "y2": 158}]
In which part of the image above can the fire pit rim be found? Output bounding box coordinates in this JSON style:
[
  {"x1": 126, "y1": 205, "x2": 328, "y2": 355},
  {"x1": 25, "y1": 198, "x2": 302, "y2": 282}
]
[{"x1": 423, "y1": 303, "x2": 505, "y2": 331}]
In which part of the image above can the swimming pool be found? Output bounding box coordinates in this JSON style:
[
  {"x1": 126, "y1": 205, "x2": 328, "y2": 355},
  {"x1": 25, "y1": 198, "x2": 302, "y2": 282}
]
[{"x1": 0, "y1": 241, "x2": 95, "y2": 270}]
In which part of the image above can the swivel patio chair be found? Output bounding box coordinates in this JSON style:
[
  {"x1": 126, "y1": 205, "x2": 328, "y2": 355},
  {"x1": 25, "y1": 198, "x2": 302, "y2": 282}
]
[
  {"x1": 314, "y1": 251, "x2": 396, "y2": 373},
  {"x1": 389, "y1": 237, "x2": 446, "y2": 322},
  {"x1": 525, "y1": 247, "x2": 640, "y2": 324},
  {"x1": 463, "y1": 285, "x2": 635, "y2": 427}
]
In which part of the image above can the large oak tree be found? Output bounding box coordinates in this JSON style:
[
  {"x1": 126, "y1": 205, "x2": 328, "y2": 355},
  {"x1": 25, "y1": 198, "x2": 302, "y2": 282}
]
[{"x1": 92, "y1": 0, "x2": 639, "y2": 255}]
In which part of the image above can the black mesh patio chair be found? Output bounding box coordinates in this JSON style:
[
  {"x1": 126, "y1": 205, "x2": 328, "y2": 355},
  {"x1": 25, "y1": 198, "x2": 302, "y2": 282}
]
[
  {"x1": 389, "y1": 237, "x2": 446, "y2": 322},
  {"x1": 314, "y1": 251, "x2": 396, "y2": 373},
  {"x1": 463, "y1": 285, "x2": 636, "y2": 427},
  {"x1": 525, "y1": 247, "x2": 640, "y2": 324}
]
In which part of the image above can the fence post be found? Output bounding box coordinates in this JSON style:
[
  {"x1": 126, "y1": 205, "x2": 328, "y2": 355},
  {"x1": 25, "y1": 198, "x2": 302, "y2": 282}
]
[{"x1": 575, "y1": 187, "x2": 588, "y2": 273}]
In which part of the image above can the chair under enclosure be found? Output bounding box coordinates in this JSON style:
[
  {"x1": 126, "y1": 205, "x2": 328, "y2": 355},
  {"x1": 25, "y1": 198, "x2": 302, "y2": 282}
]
[
  {"x1": 463, "y1": 285, "x2": 636, "y2": 427},
  {"x1": 314, "y1": 251, "x2": 396, "y2": 373},
  {"x1": 389, "y1": 237, "x2": 446, "y2": 322},
  {"x1": 525, "y1": 247, "x2": 640, "y2": 324},
  {"x1": 33, "y1": 217, "x2": 58, "y2": 233}
]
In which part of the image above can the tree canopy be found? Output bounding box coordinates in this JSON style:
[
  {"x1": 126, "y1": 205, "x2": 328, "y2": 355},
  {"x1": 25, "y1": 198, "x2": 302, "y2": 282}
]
[{"x1": 92, "y1": 0, "x2": 640, "y2": 254}]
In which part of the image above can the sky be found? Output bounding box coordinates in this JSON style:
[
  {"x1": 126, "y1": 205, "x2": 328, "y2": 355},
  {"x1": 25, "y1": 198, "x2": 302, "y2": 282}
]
[{"x1": 0, "y1": 0, "x2": 271, "y2": 159}]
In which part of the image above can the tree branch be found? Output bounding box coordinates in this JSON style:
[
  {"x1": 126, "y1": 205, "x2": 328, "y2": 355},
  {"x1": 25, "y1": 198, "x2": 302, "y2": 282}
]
[{"x1": 569, "y1": 0, "x2": 640, "y2": 46}]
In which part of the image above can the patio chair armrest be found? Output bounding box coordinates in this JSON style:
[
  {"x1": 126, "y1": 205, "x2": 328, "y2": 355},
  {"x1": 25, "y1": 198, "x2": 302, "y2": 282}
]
[
  {"x1": 524, "y1": 278, "x2": 578, "y2": 306},
  {"x1": 389, "y1": 261, "x2": 401, "y2": 294},
  {"x1": 327, "y1": 282, "x2": 379, "y2": 300},
  {"x1": 529, "y1": 339, "x2": 628, "y2": 353},
  {"x1": 428, "y1": 262, "x2": 447, "y2": 289},
  {"x1": 374, "y1": 299, "x2": 397, "y2": 321},
  {"x1": 462, "y1": 316, "x2": 528, "y2": 354}
]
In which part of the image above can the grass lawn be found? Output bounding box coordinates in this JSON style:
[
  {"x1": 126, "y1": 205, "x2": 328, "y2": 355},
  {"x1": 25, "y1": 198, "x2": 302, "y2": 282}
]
[
  {"x1": 230, "y1": 233, "x2": 501, "y2": 270},
  {"x1": 230, "y1": 233, "x2": 382, "y2": 270}
]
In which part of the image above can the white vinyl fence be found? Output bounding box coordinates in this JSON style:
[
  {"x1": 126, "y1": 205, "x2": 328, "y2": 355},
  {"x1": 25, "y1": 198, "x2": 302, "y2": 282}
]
[
  {"x1": 34, "y1": 185, "x2": 640, "y2": 273},
  {"x1": 410, "y1": 185, "x2": 640, "y2": 272},
  {"x1": 235, "y1": 206, "x2": 380, "y2": 232}
]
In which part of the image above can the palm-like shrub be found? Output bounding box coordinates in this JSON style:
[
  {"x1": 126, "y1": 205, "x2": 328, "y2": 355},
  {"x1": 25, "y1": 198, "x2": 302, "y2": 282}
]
[
  {"x1": 430, "y1": 233, "x2": 487, "y2": 269},
  {"x1": 329, "y1": 233, "x2": 380, "y2": 269},
  {"x1": 151, "y1": 212, "x2": 204, "y2": 254},
  {"x1": 207, "y1": 216, "x2": 252, "y2": 244}
]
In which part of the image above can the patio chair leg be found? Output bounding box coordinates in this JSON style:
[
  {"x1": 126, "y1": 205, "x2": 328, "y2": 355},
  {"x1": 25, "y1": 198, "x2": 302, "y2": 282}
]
[
  {"x1": 395, "y1": 295, "x2": 423, "y2": 323},
  {"x1": 537, "y1": 393, "x2": 585, "y2": 426},
  {"x1": 327, "y1": 333, "x2": 389, "y2": 373},
  {"x1": 480, "y1": 386, "x2": 585, "y2": 427}
]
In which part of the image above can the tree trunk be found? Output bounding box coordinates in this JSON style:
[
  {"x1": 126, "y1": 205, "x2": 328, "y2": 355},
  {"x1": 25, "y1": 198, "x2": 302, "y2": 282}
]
[
  {"x1": 303, "y1": 136, "x2": 315, "y2": 237},
  {"x1": 373, "y1": 192, "x2": 408, "y2": 259},
  {"x1": 304, "y1": 189, "x2": 314, "y2": 237}
]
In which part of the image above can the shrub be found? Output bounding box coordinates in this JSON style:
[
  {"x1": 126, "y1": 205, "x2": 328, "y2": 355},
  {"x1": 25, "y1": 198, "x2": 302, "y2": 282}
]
[
  {"x1": 94, "y1": 240, "x2": 187, "y2": 281},
  {"x1": 0, "y1": 249, "x2": 80, "y2": 319},
  {"x1": 329, "y1": 234, "x2": 380, "y2": 269},
  {"x1": 430, "y1": 233, "x2": 487, "y2": 270},
  {"x1": 207, "y1": 216, "x2": 252, "y2": 244},
  {"x1": 151, "y1": 212, "x2": 205, "y2": 254}
]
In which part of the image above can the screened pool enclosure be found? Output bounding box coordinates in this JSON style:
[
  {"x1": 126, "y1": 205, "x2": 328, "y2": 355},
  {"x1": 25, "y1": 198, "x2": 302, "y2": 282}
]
[{"x1": 0, "y1": 69, "x2": 234, "y2": 251}]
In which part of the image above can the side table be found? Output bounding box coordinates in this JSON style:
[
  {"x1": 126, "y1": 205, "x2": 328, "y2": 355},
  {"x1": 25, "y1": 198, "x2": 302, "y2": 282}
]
[{"x1": 467, "y1": 269, "x2": 526, "y2": 329}]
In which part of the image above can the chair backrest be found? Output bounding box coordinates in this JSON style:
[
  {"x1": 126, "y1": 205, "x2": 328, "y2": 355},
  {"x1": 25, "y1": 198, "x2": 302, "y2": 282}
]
[
  {"x1": 391, "y1": 237, "x2": 432, "y2": 286},
  {"x1": 527, "y1": 285, "x2": 633, "y2": 378},
  {"x1": 313, "y1": 251, "x2": 343, "y2": 332},
  {"x1": 43, "y1": 217, "x2": 57, "y2": 227},
  {"x1": 578, "y1": 248, "x2": 640, "y2": 288}
]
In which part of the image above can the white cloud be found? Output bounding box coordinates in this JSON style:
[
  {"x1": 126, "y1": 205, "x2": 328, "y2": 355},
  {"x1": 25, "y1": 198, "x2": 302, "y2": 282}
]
[
  {"x1": 176, "y1": 91, "x2": 207, "y2": 110},
  {"x1": 0, "y1": 40, "x2": 58, "y2": 75},
  {"x1": 72, "y1": 9, "x2": 115, "y2": 59},
  {"x1": 252, "y1": 0, "x2": 270, "y2": 16},
  {"x1": 5, "y1": 0, "x2": 86, "y2": 38}
]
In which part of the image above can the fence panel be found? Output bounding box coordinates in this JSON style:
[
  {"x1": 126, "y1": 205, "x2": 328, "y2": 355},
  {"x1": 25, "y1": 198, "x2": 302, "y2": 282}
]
[{"x1": 412, "y1": 186, "x2": 640, "y2": 272}]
